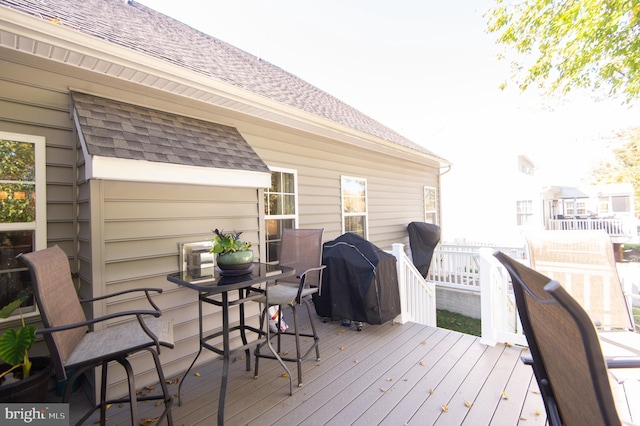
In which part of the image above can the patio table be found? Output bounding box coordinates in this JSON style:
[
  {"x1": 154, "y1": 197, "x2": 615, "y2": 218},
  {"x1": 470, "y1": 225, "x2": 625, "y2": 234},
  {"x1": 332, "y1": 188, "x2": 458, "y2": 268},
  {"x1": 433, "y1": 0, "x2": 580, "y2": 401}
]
[{"x1": 167, "y1": 262, "x2": 295, "y2": 425}]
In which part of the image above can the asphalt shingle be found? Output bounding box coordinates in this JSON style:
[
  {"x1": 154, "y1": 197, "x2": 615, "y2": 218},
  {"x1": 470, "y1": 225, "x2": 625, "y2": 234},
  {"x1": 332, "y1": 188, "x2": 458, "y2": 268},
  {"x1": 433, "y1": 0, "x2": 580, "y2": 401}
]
[{"x1": 72, "y1": 91, "x2": 270, "y2": 172}]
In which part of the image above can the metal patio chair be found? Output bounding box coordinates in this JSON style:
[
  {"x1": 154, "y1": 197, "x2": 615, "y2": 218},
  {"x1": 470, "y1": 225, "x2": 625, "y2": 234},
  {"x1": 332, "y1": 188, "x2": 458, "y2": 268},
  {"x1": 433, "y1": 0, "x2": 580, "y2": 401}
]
[
  {"x1": 525, "y1": 230, "x2": 637, "y2": 331},
  {"x1": 254, "y1": 228, "x2": 325, "y2": 387},
  {"x1": 494, "y1": 251, "x2": 640, "y2": 426},
  {"x1": 18, "y1": 245, "x2": 174, "y2": 426}
]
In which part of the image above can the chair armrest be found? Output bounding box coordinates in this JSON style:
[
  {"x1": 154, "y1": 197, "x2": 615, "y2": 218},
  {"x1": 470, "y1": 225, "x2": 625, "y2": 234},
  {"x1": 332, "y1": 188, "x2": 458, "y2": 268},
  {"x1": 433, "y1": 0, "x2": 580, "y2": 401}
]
[
  {"x1": 522, "y1": 354, "x2": 640, "y2": 369},
  {"x1": 80, "y1": 288, "x2": 163, "y2": 311},
  {"x1": 298, "y1": 265, "x2": 326, "y2": 280},
  {"x1": 36, "y1": 309, "x2": 161, "y2": 334}
]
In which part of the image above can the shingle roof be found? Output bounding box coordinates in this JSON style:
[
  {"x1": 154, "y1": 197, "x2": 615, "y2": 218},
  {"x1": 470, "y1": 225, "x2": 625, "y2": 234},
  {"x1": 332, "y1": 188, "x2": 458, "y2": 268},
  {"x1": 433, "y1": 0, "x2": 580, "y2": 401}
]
[
  {"x1": 0, "y1": 0, "x2": 444, "y2": 161},
  {"x1": 72, "y1": 91, "x2": 270, "y2": 172}
]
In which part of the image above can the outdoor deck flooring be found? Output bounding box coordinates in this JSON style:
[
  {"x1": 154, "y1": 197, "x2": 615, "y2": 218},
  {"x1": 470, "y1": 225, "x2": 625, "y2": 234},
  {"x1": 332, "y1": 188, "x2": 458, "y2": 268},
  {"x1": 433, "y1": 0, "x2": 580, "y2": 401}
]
[
  {"x1": 61, "y1": 309, "x2": 639, "y2": 425},
  {"x1": 61, "y1": 308, "x2": 548, "y2": 426}
]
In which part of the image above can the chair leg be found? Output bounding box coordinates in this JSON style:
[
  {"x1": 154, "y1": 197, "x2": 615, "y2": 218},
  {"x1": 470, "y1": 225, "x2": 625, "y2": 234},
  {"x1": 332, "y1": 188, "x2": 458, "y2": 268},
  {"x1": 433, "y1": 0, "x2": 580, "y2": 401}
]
[
  {"x1": 148, "y1": 348, "x2": 174, "y2": 426},
  {"x1": 254, "y1": 305, "x2": 268, "y2": 379},
  {"x1": 303, "y1": 297, "x2": 321, "y2": 361},
  {"x1": 291, "y1": 304, "x2": 304, "y2": 387},
  {"x1": 100, "y1": 361, "x2": 108, "y2": 426},
  {"x1": 116, "y1": 357, "x2": 138, "y2": 426}
]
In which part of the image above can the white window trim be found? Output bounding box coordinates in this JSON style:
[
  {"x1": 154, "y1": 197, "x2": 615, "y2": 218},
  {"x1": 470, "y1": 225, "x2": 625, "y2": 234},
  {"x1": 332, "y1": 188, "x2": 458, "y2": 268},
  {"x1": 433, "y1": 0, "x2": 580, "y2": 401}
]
[
  {"x1": 0, "y1": 131, "x2": 46, "y2": 322},
  {"x1": 0, "y1": 131, "x2": 47, "y2": 250},
  {"x1": 265, "y1": 167, "x2": 299, "y2": 225},
  {"x1": 424, "y1": 186, "x2": 438, "y2": 225},
  {"x1": 341, "y1": 175, "x2": 369, "y2": 239}
]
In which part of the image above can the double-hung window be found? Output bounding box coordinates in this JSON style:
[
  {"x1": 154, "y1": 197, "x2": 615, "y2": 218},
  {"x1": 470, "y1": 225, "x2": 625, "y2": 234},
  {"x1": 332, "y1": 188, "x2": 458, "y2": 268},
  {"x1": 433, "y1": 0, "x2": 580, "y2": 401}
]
[
  {"x1": 0, "y1": 132, "x2": 46, "y2": 317},
  {"x1": 424, "y1": 186, "x2": 438, "y2": 224},
  {"x1": 264, "y1": 169, "x2": 298, "y2": 263},
  {"x1": 341, "y1": 176, "x2": 368, "y2": 239}
]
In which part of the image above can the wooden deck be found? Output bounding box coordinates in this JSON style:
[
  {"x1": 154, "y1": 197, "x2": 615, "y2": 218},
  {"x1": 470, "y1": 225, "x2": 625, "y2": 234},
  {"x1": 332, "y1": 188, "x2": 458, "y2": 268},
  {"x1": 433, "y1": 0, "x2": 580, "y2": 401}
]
[{"x1": 61, "y1": 307, "x2": 554, "y2": 426}]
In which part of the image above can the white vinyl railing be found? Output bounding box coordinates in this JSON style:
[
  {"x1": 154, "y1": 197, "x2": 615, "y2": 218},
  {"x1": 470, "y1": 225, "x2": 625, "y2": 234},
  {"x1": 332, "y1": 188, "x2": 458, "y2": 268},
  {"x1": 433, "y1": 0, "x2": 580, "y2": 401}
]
[
  {"x1": 390, "y1": 243, "x2": 436, "y2": 326},
  {"x1": 546, "y1": 217, "x2": 635, "y2": 237},
  {"x1": 477, "y1": 248, "x2": 527, "y2": 346}
]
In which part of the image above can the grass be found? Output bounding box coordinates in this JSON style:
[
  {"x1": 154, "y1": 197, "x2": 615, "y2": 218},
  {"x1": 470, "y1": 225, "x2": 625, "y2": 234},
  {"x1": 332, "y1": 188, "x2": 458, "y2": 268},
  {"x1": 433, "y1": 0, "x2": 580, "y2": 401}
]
[{"x1": 436, "y1": 309, "x2": 481, "y2": 337}]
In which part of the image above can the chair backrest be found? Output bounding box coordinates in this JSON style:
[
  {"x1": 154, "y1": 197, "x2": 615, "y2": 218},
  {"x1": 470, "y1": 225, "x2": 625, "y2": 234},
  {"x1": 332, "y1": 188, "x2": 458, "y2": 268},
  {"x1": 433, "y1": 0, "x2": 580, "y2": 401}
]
[
  {"x1": 494, "y1": 251, "x2": 621, "y2": 426},
  {"x1": 19, "y1": 246, "x2": 88, "y2": 379},
  {"x1": 525, "y1": 230, "x2": 633, "y2": 331},
  {"x1": 278, "y1": 228, "x2": 324, "y2": 286}
]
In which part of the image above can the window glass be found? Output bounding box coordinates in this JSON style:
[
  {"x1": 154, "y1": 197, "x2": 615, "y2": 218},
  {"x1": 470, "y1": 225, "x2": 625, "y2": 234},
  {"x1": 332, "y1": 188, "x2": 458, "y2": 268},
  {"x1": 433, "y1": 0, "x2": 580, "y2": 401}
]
[
  {"x1": 342, "y1": 176, "x2": 368, "y2": 238},
  {"x1": 516, "y1": 200, "x2": 533, "y2": 226},
  {"x1": 424, "y1": 187, "x2": 438, "y2": 224},
  {"x1": 0, "y1": 134, "x2": 45, "y2": 317},
  {"x1": 264, "y1": 169, "x2": 297, "y2": 263}
]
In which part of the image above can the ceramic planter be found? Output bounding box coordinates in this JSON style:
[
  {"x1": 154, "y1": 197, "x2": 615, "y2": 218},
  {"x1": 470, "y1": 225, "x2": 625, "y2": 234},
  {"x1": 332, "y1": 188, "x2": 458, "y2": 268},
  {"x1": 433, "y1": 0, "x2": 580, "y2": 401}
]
[
  {"x1": 0, "y1": 357, "x2": 53, "y2": 403},
  {"x1": 217, "y1": 250, "x2": 254, "y2": 270}
]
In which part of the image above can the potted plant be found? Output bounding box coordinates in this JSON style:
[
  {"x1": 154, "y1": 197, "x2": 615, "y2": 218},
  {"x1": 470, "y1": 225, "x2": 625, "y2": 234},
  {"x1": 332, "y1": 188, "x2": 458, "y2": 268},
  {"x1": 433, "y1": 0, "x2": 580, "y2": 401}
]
[
  {"x1": 211, "y1": 229, "x2": 254, "y2": 270},
  {"x1": 0, "y1": 294, "x2": 53, "y2": 402}
]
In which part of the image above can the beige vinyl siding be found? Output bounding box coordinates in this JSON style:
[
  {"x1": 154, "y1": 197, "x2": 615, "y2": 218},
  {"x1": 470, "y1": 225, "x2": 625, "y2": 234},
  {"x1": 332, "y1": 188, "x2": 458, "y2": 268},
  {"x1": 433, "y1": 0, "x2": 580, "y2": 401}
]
[
  {"x1": 97, "y1": 180, "x2": 262, "y2": 394},
  {"x1": 246, "y1": 129, "x2": 439, "y2": 248}
]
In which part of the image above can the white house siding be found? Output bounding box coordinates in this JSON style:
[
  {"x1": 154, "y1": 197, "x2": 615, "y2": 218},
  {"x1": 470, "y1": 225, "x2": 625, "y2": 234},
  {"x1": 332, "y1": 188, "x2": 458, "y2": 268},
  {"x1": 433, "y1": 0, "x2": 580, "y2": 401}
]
[{"x1": 0, "y1": 49, "x2": 441, "y2": 398}]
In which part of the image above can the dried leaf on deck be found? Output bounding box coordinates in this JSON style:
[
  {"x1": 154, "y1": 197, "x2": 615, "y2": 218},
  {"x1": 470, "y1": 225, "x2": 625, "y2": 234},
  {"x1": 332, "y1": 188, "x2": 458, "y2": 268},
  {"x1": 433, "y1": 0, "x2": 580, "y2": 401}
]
[
  {"x1": 441, "y1": 405, "x2": 448, "y2": 412},
  {"x1": 502, "y1": 390, "x2": 509, "y2": 399},
  {"x1": 465, "y1": 401, "x2": 472, "y2": 408},
  {"x1": 140, "y1": 416, "x2": 159, "y2": 425},
  {"x1": 194, "y1": 372, "x2": 201, "y2": 377}
]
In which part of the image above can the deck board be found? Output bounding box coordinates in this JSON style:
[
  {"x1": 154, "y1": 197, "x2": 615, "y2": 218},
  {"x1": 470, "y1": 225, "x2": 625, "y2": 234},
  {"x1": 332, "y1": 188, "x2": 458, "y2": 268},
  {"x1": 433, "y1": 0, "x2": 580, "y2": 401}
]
[{"x1": 62, "y1": 308, "x2": 549, "y2": 426}]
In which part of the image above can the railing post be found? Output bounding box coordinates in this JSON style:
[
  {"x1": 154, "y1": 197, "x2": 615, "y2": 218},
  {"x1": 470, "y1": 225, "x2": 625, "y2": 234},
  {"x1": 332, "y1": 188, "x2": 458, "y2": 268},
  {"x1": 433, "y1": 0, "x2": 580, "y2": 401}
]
[
  {"x1": 478, "y1": 248, "x2": 497, "y2": 346},
  {"x1": 392, "y1": 243, "x2": 409, "y2": 324}
]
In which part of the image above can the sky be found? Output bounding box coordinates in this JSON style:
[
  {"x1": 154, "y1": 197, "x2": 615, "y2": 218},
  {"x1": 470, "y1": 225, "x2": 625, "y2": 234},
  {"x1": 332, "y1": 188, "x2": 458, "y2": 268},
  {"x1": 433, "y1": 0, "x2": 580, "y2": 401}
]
[{"x1": 139, "y1": 0, "x2": 638, "y2": 186}]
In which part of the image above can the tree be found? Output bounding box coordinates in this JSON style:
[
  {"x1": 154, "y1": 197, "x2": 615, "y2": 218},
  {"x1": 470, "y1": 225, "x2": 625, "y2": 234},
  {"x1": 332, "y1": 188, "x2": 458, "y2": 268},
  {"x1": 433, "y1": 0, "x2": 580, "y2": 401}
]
[
  {"x1": 590, "y1": 127, "x2": 640, "y2": 217},
  {"x1": 486, "y1": 0, "x2": 640, "y2": 102}
]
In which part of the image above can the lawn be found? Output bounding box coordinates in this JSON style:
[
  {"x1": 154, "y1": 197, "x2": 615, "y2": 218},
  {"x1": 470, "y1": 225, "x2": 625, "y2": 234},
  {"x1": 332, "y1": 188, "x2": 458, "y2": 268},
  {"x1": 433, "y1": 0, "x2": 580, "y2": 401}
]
[{"x1": 436, "y1": 309, "x2": 481, "y2": 337}]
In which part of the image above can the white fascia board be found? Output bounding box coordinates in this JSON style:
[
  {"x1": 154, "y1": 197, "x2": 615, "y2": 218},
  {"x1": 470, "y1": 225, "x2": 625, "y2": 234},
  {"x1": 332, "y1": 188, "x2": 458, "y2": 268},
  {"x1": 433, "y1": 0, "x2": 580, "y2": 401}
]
[{"x1": 90, "y1": 155, "x2": 271, "y2": 188}]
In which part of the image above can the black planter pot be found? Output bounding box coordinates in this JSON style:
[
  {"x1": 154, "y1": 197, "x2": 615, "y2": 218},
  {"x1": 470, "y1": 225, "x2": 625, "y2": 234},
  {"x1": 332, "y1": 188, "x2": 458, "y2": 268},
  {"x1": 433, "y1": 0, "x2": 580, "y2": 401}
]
[{"x1": 0, "y1": 357, "x2": 53, "y2": 403}]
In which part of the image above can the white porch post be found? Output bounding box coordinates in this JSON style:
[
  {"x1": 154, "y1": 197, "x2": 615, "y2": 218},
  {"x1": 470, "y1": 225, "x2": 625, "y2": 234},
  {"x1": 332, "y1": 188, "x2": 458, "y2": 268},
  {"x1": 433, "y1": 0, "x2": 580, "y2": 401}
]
[{"x1": 392, "y1": 243, "x2": 410, "y2": 324}]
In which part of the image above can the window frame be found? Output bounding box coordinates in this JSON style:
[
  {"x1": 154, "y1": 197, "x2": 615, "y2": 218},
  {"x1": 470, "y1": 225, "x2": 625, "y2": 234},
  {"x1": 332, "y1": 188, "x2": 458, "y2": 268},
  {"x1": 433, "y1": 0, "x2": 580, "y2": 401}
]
[
  {"x1": 264, "y1": 167, "x2": 298, "y2": 263},
  {"x1": 424, "y1": 186, "x2": 438, "y2": 225},
  {"x1": 341, "y1": 175, "x2": 369, "y2": 239},
  {"x1": 0, "y1": 131, "x2": 47, "y2": 320},
  {"x1": 516, "y1": 199, "x2": 533, "y2": 226}
]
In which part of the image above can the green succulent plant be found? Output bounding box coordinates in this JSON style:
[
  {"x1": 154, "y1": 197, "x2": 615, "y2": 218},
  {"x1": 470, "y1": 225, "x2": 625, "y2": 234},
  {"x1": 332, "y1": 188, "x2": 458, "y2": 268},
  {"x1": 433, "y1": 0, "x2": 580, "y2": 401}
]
[
  {"x1": 210, "y1": 229, "x2": 252, "y2": 255},
  {"x1": 0, "y1": 295, "x2": 35, "y2": 380}
]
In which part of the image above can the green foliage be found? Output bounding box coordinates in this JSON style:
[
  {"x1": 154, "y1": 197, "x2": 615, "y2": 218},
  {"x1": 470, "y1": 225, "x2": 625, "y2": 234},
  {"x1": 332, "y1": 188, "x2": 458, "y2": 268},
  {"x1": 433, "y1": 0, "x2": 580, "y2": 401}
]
[
  {"x1": 0, "y1": 295, "x2": 35, "y2": 380},
  {"x1": 0, "y1": 140, "x2": 36, "y2": 223},
  {"x1": 590, "y1": 127, "x2": 640, "y2": 217},
  {"x1": 486, "y1": 0, "x2": 640, "y2": 102},
  {"x1": 210, "y1": 229, "x2": 252, "y2": 255}
]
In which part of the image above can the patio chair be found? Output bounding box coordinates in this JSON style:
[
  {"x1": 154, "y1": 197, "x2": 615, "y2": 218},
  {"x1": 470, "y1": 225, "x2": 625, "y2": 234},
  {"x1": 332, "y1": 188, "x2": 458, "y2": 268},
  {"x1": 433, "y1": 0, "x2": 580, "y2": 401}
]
[
  {"x1": 18, "y1": 246, "x2": 174, "y2": 426},
  {"x1": 494, "y1": 251, "x2": 639, "y2": 425},
  {"x1": 254, "y1": 228, "x2": 326, "y2": 387},
  {"x1": 525, "y1": 230, "x2": 636, "y2": 331}
]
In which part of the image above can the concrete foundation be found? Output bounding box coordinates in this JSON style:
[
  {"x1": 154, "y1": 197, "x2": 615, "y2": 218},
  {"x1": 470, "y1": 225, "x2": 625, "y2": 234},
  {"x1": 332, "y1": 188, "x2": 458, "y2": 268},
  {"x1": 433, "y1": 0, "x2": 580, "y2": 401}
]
[{"x1": 436, "y1": 287, "x2": 481, "y2": 320}]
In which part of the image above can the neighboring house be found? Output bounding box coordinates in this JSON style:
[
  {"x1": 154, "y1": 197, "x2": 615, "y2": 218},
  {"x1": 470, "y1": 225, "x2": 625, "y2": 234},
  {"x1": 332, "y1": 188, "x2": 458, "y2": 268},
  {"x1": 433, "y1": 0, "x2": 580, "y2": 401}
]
[
  {"x1": 542, "y1": 183, "x2": 638, "y2": 243},
  {"x1": 0, "y1": 0, "x2": 449, "y2": 397},
  {"x1": 439, "y1": 150, "x2": 541, "y2": 246}
]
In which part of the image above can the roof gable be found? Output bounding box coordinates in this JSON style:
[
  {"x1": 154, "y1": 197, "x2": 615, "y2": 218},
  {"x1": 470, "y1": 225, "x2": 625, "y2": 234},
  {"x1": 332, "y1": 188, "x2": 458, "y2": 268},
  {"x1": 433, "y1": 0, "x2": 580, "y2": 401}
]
[{"x1": 0, "y1": 0, "x2": 445, "y2": 162}]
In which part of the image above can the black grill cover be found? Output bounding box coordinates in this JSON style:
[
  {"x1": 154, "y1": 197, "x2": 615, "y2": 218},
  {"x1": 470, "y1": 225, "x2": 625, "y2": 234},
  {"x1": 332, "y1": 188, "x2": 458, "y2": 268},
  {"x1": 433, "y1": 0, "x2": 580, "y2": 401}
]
[
  {"x1": 407, "y1": 222, "x2": 440, "y2": 278},
  {"x1": 313, "y1": 233, "x2": 399, "y2": 324}
]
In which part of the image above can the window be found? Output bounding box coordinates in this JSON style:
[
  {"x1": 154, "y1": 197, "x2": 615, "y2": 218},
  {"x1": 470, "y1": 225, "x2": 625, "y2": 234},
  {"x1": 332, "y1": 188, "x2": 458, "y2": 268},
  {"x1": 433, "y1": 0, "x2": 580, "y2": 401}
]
[
  {"x1": 341, "y1": 176, "x2": 368, "y2": 238},
  {"x1": 0, "y1": 132, "x2": 46, "y2": 317},
  {"x1": 264, "y1": 169, "x2": 297, "y2": 263},
  {"x1": 424, "y1": 186, "x2": 438, "y2": 224},
  {"x1": 516, "y1": 200, "x2": 533, "y2": 226},
  {"x1": 517, "y1": 155, "x2": 535, "y2": 176}
]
